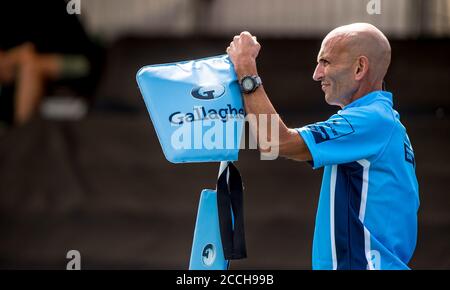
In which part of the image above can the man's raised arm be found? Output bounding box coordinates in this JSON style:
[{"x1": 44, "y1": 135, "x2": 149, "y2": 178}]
[{"x1": 227, "y1": 31, "x2": 311, "y2": 162}]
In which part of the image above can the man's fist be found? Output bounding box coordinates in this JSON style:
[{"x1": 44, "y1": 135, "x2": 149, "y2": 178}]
[{"x1": 226, "y1": 31, "x2": 260, "y2": 76}]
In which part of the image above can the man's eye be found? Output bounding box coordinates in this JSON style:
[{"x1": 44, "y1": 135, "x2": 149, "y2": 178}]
[{"x1": 318, "y1": 59, "x2": 329, "y2": 66}]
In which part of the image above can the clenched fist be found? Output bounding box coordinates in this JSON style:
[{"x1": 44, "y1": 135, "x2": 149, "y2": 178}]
[{"x1": 226, "y1": 31, "x2": 261, "y2": 76}]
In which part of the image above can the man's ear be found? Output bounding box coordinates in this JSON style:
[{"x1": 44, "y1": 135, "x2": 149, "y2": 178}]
[{"x1": 355, "y1": 56, "x2": 369, "y2": 81}]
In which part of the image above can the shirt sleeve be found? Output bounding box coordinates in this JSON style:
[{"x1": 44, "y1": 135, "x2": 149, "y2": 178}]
[{"x1": 296, "y1": 107, "x2": 394, "y2": 169}]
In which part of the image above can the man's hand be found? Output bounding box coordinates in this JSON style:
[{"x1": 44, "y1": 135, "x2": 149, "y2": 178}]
[{"x1": 226, "y1": 31, "x2": 260, "y2": 76}]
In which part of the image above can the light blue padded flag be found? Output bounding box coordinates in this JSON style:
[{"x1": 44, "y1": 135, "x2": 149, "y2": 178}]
[
  {"x1": 189, "y1": 162, "x2": 247, "y2": 270},
  {"x1": 136, "y1": 55, "x2": 245, "y2": 163},
  {"x1": 189, "y1": 189, "x2": 229, "y2": 270}
]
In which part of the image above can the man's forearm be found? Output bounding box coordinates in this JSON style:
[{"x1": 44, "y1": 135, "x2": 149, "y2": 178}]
[
  {"x1": 234, "y1": 61, "x2": 295, "y2": 155},
  {"x1": 227, "y1": 32, "x2": 312, "y2": 161}
]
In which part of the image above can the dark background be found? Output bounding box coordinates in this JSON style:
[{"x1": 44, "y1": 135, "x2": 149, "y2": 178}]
[{"x1": 0, "y1": 0, "x2": 449, "y2": 269}]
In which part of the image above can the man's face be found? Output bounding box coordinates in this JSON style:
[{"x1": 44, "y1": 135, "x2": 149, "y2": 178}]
[{"x1": 313, "y1": 37, "x2": 357, "y2": 107}]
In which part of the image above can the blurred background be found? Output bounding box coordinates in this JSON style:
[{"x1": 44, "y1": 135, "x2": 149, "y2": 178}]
[{"x1": 0, "y1": 0, "x2": 449, "y2": 269}]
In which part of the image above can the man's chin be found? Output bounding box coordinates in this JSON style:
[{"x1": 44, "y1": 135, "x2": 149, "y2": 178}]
[{"x1": 325, "y1": 95, "x2": 340, "y2": 107}]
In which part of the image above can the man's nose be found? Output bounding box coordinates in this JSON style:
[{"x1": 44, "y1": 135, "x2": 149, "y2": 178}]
[{"x1": 313, "y1": 63, "x2": 324, "y2": 81}]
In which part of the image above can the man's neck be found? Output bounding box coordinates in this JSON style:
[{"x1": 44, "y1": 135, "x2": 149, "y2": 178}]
[{"x1": 341, "y1": 82, "x2": 383, "y2": 108}]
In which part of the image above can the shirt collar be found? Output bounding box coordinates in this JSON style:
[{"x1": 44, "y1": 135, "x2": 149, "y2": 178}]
[{"x1": 343, "y1": 90, "x2": 393, "y2": 110}]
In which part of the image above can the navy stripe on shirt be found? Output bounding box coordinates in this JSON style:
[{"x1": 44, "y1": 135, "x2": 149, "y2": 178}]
[{"x1": 334, "y1": 162, "x2": 367, "y2": 269}]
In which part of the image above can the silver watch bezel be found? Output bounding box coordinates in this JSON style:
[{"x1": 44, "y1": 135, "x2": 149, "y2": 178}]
[{"x1": 239, "y1": 75, "x2": 262, "y2": 94}]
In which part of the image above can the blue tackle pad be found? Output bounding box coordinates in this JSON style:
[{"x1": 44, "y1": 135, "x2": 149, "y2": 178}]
[
  {"x1": 189, "y1": 162, "x2": 247, "y2": 270},
  {"x1": 189, "y1": 189, "x2": 229, "y2": 270},
  {"x1": 136, "y1": 55, "x2": 245, "y2": 163}
]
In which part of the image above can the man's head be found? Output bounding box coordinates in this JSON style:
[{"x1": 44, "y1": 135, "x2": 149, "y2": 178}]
[{"x1": 313, "y1": 23, "x2": 391, "y2": 107}]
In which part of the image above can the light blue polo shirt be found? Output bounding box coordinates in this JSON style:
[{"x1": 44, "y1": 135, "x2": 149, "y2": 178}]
[{"x1": 297, "y1": 90, "x2": 419, "y2": 270}]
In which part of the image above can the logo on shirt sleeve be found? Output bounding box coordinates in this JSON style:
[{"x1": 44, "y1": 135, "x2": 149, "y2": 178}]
[
  {"x1": 306, "y1": 114, "x2": 355, "y2": 144},
  {"x1": 404, "y1": 135, "x2": 415, "y2": 166}
]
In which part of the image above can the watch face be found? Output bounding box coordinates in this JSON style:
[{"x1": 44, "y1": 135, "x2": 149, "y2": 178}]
[{"x1": 242, "y1": 78, "x2": 254, "y2": 91}]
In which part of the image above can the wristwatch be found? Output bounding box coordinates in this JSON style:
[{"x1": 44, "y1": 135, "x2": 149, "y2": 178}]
[{"x1": 239, "y1": 75, "x2": 262, "y2": 94}]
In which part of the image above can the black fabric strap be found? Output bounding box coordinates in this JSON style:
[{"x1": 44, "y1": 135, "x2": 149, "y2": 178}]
[{"x1": 216, "y1": 162, "x2": 247, "y2": 260}]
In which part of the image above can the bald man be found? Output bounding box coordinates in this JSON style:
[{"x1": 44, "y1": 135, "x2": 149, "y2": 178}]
[{"x1": 227, "y1": 23, "x2": 419, "y2": 270}]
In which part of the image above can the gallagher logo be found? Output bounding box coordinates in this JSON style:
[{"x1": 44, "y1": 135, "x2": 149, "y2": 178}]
[
  {"x1": 202, "y1": 244, "x2": 216, "y2": 266},
  {"x1": 191, "y1": 85, "x2": 225, "y2": 100}
]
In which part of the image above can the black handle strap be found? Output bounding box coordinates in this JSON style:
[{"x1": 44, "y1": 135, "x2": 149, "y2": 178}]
[{"x1": 217, "y1": 162, "x2": 247, "y2": 260}]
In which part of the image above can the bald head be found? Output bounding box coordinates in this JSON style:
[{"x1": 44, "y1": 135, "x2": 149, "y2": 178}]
[
  {"x1": 313, "y1": 23, "x2": 392, "y2": 107},
  {"x1": 324, "y1": 23, "x2": 391, "y2": 82}
]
